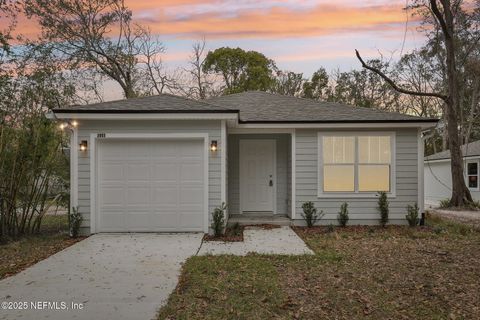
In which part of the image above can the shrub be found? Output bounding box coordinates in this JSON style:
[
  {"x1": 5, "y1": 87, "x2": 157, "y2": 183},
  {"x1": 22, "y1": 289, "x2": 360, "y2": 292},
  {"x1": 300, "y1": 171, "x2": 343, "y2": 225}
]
[
  {"x1": 439, "y1": 198, "x2": 451, "y2": 209},
  {"x1": 230, "y1": 222, "x2": 242, "y2": 236},
  {"x1": 301, "y1": 201, "x2": 324, "y2": 228},
  {"x1": 326, "y1": 224, "x2": 335, "y2": 233},
  {"x1": 69, "y1": 206, "x2": 83, "y2": 238},
  {"x1": 337, "y1": 202, "x2": 349, "y2": 227},
  {"x1": 377, "y1": 191, "x2": 389, "y2": 227},
  {"x1": 406, "y1": 203, "x2": 420, "y2": 227},
  {"x1": 211, "y1": 202, "x2": 227, "y2": 237}
]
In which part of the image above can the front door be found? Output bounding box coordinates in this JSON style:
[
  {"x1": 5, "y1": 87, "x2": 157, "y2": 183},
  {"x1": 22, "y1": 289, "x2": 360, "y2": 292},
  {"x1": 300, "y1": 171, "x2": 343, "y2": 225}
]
[{"x1": 239, "y1": 139, "x2": 275, "y2": 212}]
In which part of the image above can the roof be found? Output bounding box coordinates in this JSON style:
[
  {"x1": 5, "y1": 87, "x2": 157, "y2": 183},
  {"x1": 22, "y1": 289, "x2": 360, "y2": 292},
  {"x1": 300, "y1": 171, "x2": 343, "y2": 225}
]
[
  {"x1": 52, "y1": 93, "x2": 235, "y2": 114},
  {"x1": 53, "y1": 91, "x2": 438, "y2": 124},
  {"x1": 207, "y1": 91, "x2": 437, "y2": 123},
  {"x1": 425, "y1": 140, "x2": 480, "y2": 161}
]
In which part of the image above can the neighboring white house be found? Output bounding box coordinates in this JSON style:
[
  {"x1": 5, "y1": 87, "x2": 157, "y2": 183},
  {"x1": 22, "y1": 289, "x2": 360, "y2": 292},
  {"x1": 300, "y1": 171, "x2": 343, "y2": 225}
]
[
  {"x1": 52, "y1": 92, "x2": 437, "y2": 234},
  {"x1": 424, "y1": 140, "x2": 480, "y2": 207}
]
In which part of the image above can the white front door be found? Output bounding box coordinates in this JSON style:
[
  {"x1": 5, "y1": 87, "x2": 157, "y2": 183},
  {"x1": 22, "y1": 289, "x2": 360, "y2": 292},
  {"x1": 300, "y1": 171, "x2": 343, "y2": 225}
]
[{"x1": 239, "y1": 139, "x2": 275, "y2": 212}]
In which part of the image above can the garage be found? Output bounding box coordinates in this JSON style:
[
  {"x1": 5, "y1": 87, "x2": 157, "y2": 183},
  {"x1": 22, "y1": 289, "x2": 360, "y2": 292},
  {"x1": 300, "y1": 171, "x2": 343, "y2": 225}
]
[{"x1": 96, "y1": 138, "x2": 206, "y2": 232}]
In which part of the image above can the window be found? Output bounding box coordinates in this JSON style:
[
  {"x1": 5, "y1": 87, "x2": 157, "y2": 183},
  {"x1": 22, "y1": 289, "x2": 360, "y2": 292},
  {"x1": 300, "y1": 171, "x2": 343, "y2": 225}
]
[
  {"x1": 320, "y1": 133, "x2": 393, "y2": 195},
  {"x1": 467, "y1": 161, "x2": 479, "y2": 189}
]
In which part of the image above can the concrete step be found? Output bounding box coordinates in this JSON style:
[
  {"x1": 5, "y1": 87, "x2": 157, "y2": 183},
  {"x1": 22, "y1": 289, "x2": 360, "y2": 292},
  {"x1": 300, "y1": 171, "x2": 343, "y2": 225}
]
[{"x1": 227, "y1": 214, "x2": 292, "y2": 226}]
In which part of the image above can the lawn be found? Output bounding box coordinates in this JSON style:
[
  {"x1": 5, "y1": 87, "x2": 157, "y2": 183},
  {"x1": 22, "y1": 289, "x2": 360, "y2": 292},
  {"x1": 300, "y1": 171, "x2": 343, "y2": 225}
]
[
  {"x1": 158, "y1": 215, "x2": 480, "y2": 320},
  {"x1": 0, "y1": 215, "x2": 83, "y2": 279}
]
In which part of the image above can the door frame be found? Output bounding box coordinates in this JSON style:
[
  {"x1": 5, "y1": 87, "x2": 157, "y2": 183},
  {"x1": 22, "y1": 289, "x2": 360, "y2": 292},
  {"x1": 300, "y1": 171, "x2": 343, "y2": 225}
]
[
  {"x1": 89, "y1": 132, "x2": 209, "y2": 234},
  {"x1": 239, "y1": 139, "x2": 277, "y2": 214}
]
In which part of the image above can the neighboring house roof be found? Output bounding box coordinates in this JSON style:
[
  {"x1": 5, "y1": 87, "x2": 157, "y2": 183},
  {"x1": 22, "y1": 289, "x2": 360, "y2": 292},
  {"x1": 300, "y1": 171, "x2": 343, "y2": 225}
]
[
  {"x1": 53, "y1": 93, "x2": 235, "y2": 114},
  {"x1": 425, "y1": 140, "x2": 480, "y2": 161},
  {"x1": 53, "y1": 91, "x2": 438, "y2": 124},
  {"x1": 207, "y1": 91, "x2": 437, "y2": 123}
]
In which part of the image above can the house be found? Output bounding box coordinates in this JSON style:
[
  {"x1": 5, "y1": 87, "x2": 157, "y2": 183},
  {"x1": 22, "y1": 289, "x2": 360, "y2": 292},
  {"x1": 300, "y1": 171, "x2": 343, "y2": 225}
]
[
  {"x1": 424, "y1": 140, "x2": 480, "y2": 207},
  {"x1": 51, "y1": 91, "x2": 437, "y2": 234}
]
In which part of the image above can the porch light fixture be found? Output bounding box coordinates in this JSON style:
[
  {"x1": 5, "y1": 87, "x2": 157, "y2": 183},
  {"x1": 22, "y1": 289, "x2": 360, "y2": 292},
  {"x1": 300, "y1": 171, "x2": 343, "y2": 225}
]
[
  {"x1": 210, "y1": 140, "x2": 218, "y2": 152},
  {"x1": 79, "y1": 140, "x2": 88, "y2": 152}
]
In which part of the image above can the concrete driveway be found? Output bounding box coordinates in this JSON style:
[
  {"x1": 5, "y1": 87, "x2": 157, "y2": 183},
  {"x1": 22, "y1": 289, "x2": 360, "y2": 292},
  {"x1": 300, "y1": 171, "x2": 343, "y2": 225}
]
[{"x1": 0, "y1": 234, "x2": 203, "y2": 320}]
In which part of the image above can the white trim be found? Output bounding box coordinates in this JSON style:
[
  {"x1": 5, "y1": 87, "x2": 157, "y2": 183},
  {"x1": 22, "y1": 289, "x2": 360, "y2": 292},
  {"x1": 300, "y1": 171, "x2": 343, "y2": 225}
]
[
  {"x1": 425, "y1": 155, "x2": 480, "y2": 163},
  {"x1": 465, "y1": 159, "x2": 480, "y2": 192},
  {"x1": 71, "y1": 127, "x2": 78, "y2": 211},
  {"x1": 89, "y1": 132, "x2": 210, "y2": 234},
  {"x1": 317, "y1": 131, "x2": 397, "y2": 198},
  {"x1": 236, "y1": 122, "x2": 436, "y2": 129},
  {"x1": 89, "y1": 133, "x2": 96, "y2": 233},
  {"x1": 55, "y1": 113, "x2": 238, "y2": 120},
  {"x1": 239, "y1": 139, "x2": 277, "y2": 213},
  {"x1": 228, "y1": 128, "x2": 295, "y2": 134},
  {"x1": 291, "y1": 129, "x2": 296, "y2": 219},
  {"x1": 418, "y1": 129, "x2": 425, "y2": 212},
  {"x1": 220, "y1": 120, "x2": 227, "y2": 212}
]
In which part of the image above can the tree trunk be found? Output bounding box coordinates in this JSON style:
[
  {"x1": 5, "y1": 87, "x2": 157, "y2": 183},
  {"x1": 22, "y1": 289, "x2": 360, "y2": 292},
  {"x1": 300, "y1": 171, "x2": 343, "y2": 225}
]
[{"x1": 438, "y1": 0, "x2": 472, "y2": 206}]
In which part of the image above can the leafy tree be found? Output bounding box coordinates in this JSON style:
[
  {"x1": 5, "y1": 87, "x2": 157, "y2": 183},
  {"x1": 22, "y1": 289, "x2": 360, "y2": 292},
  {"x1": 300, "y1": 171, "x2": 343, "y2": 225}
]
[
  {"x1": 271, "y1": 70, "x2": 304, "y2": 96},
  {"x1": 302, "y1": 67, "x2": 330, "y2": 100},
  {"x1": 202, "y1": 47, "x2": 277, "y2": 94}
]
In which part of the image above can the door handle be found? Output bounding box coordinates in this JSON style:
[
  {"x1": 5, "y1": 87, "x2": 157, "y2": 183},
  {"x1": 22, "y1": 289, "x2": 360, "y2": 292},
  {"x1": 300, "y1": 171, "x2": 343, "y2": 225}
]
[{"x1": 269, "y1": 175, "x2": 273, "y2": 187}]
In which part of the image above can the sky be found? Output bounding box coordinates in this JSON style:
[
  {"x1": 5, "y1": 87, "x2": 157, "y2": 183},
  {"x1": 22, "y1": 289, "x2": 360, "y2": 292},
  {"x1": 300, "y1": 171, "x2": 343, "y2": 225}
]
[{"x1": 5, "y1": 0, "x2": 427, "y2": 100}]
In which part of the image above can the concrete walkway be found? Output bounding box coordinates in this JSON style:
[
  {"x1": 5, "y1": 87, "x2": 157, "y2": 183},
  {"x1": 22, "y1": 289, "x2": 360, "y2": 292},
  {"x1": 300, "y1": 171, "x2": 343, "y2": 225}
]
[
  {"x1": 0, "y1": 234, "x2": 203, "y2": 320},
  {"x1": 198, "y1": 226, "x2": 314, "y2": 256}
]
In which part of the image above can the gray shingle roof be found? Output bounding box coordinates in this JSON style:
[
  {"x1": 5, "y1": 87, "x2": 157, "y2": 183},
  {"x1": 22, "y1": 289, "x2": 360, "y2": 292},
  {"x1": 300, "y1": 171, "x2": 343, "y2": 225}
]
[
  {"x1": 207, "y1": 91, "x2": 437, "y2": 123},
  {"x1": 53, "y1": 93, "x2": 234, "y2": 113},
  {"x1": 53, "y1": 91, "x2": 438, "y2": 124},
  {"x1": 425, "y1": 140, "x2": 480, "y2": 161}
]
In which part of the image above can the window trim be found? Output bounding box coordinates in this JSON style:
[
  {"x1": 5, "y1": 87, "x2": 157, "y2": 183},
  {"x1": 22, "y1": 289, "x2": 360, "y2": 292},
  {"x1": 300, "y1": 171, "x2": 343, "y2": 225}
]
[
  {"x1": 317, "y1": 132, "x2": 396, "y2": 198},
  {"x1": 465, "y1": 159, "x2": 480, "y2": 191}
]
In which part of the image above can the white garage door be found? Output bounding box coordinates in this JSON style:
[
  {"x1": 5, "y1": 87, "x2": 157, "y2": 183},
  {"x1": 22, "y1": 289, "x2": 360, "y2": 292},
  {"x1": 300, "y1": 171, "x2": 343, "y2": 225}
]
[{"x1": 96, "y1": 139, "x2": 205, "y2": 232}]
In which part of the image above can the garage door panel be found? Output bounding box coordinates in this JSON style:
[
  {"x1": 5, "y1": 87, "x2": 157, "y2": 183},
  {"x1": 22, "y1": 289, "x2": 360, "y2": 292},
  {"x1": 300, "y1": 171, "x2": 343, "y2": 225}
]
[
  {"x1": 100, "y1": 164, "x2": 124, "y2": 181},
  {"x1": 180, "y1": 164, "x2": 203, "y2": 181},
  {"x1": 180, "y1": 187, "x2": 203, "y2": 203},
  {"x1": 100, "y1": 187, "x2": 125, "y2": 205},
  {"x1": 152, "y1": 187, "x2": 178, "y2": 204},
  {"x1": 97, "y1": 139, "x2": 205, "y2": 232},
  {"x1": 126, "y1": 162, "x2": 151, "y2": 181},
  {"x1": 152, "y1": 163, "x2": 179, "y2": 180}
]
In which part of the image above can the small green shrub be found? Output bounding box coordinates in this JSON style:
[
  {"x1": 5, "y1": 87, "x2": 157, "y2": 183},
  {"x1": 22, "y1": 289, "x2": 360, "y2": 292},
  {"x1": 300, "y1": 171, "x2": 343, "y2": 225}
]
[
  {"x1": 69, "y1": 206, "x2": 83, "y2": 238},
  {"x1": 301, "y1": 201, "x2": 324, "y2": 228},
  {"x1": 326, "y1": 224, "x2": 335, "y2": 233},
  {"x1": 230, "y1": 222, "x2": 242, "y2": 236},
  {"x1": 211, "y1": 202, "x2": 227, "y2": 237},
  {"x1": 439, "y1": 198, "x2": 451, "y2": 209},
  {"x1": 377, "y1": 192, "x2": 389, "y2": 227},
  {"x1": 337, "y1": 202, "x2": 349, "y2": 227},
  {"x1": 406, "y1": 203, "x2": 420, "y2": 227}
]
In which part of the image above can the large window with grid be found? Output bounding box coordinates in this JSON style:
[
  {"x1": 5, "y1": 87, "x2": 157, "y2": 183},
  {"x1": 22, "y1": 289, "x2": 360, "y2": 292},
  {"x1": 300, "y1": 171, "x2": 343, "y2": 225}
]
[{"x1": 319, "y1": 133, "x2": 394, "y2": 195}]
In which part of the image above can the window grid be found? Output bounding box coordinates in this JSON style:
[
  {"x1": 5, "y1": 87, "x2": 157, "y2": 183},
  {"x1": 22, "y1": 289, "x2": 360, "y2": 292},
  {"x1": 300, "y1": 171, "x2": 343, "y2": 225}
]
[{"x1": 320, "y1": 134, "x2": 393, "y2": 194}]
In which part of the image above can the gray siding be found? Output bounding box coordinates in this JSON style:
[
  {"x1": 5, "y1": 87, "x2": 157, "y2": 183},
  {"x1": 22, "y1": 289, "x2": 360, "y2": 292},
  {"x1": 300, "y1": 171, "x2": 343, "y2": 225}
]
[
  {"x1": 294, "y1": 129, "x2": 419, "y2": 224},
  {"x1": 227, "y1": 134, "x2": 291, "y2": 215},
  {"x1": 76, "y1": 120, "x2": 222, "y2": 233}
]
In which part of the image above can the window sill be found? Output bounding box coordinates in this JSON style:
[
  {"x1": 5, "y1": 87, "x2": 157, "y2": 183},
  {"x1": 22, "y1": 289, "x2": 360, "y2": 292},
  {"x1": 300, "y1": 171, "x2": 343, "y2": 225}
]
[{"x1": 317, "y1": 192, "x2": 396, "y2": 199}]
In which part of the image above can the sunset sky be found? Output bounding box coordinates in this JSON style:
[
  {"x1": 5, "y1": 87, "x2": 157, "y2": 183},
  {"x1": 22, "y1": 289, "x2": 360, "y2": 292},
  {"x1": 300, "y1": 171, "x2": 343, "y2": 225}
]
[{"x1": 7, "y1": 0, "x2": 426, "y2": 100}]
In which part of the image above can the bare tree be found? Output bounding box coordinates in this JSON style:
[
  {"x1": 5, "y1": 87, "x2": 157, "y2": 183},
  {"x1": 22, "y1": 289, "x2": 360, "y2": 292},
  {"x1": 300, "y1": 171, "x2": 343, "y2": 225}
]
[
  {"x1": 25, "y1": 0, "x2": 147, "y2": 98},
  {"x1": 180, "y1": 39, "x2": 219, "y2": 99},
  {"x1": 356, "y1": 0, "x2": 474, "y2": 206}
]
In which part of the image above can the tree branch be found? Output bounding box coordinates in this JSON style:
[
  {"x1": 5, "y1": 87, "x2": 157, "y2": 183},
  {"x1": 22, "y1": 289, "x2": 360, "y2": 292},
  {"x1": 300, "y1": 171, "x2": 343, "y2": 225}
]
[{"x1": 355, "y1": 49, "x2": 448, "y2": 101}]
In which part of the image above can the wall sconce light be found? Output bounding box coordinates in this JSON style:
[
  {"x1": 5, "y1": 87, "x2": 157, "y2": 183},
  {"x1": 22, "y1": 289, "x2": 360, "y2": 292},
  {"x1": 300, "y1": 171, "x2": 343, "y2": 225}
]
[
  {"x1": 210, "y1": 140, "x2": 218, "y2": 152},
  {"x1": 79, "y1": 140, "x2": 88, "y2": 152}
]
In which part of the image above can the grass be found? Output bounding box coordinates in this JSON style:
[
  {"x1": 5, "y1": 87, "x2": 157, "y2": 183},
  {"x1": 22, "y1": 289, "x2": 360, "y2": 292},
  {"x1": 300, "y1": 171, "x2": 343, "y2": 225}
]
[
  {"x1": 158, "y1": 216, "x2": 480, "y2": 320},
  {"x1": 0, "y1": 215, "x2": 83, "y2": 279}
]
